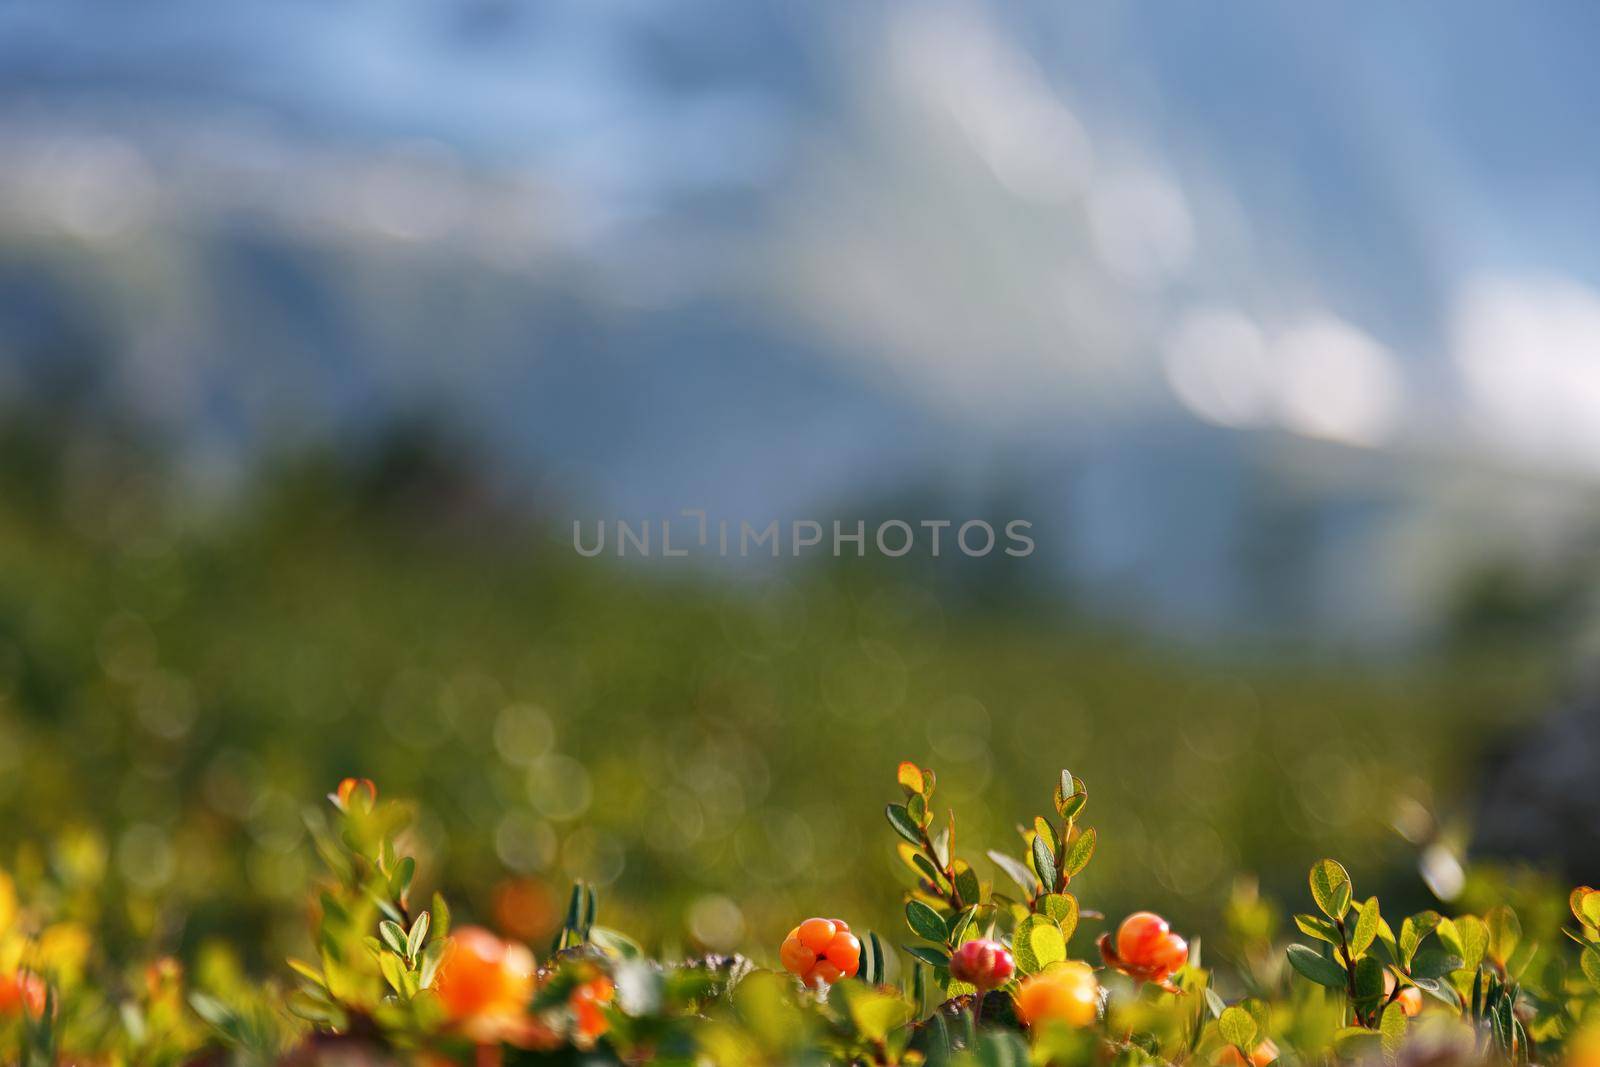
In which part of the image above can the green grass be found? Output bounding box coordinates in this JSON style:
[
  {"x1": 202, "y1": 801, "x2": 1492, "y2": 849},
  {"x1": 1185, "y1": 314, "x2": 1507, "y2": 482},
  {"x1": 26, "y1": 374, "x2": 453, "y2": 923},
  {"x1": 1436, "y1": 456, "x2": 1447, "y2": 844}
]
[{"x1": 0, "y1": 442, "x2": 1552, "y2": 973}]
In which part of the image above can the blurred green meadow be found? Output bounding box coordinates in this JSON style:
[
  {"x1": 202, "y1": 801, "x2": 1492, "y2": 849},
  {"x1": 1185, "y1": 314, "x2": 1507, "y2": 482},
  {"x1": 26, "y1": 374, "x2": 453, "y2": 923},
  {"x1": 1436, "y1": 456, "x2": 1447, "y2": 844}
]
[{"x1": 0, "y1": 415, "x2": 1553, "y2": 976}]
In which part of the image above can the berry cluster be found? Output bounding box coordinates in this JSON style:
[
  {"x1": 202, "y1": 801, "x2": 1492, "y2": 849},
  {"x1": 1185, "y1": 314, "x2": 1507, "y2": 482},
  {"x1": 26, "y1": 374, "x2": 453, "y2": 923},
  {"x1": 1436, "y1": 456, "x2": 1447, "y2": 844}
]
[
  {"x1": 1099, "y1": 911, "x2": 1189, "y2": 989},
  {"x1": 779, "y1": 917, "x2": 861, "y2": 986}
]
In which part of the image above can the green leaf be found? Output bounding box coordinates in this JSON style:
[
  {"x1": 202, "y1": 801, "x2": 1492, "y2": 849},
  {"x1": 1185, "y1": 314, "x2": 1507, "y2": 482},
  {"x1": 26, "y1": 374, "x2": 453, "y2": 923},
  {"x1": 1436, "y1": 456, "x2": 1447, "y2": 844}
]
[
  {"x1": 431, "y1": 892, "x2": 451, "y2": 941},
  {"x1": 564, "y1": 882, "x2": 584, "y2": 930},
  {"x1": 1218, "y1": 1006, "x2": 1257, "y2": 1051},
  {"x1": 379, "y1": 920, "x2": 408, "y2": 957},
  {"x1": 1410, "y1": 975, "x2": 1460, "y2": 1010},
  {"x1": 1351, "y1": 897, "x2": 1381, "y2": 958},
  {"x1": 1309, "y1": 859, "x2": 1352, "y2": 920},
  {"x1": 1012, "y1": 915, "x2": 1067, "y2": 975},
  {"x1": 1242, "y1": 997, "x2": 1272, "y2": 1040},
  {"x1": 189, "y1": 992, "x2": 235, "y2": 1032},
  {"x1": 1294, "y1": 913, "x2": 1341, "y2": 946},
  {"x1": 912, "y1": 853, "x2": 944, "y2": 886},
  {"x1": 947, "y1": 906, "x2": 981, "y2": 947},
  {"x1": 988, "y1": 850, "x2": 1039, "y2": 896},
  {"x1": 907, "y1": 792, "x2": 929, "y2": 827},
  {"x1": 1380, "y1": 1002, "x2": 1407, "y2": 1066},
  {"x1": 418, "y1": 939, "x2": 447, "y2": 989},
  {"x1": 932, "y1": 823, "x2": 952, "y2": 869},
  {"x1": 834, "y1": 979, "x2": 915, "y2": 1042},
  {"x1": 886, "y1": 804, "x2": 923, "y2": 847},
  {"x1": 953, "y1": 862, "x2": 981, "y2": 908},
  {"x1": 1062, "y1": 828, "x2": 1096, "y2": 879},
  {"x1": 287, "y1": 958, "x2": 327, "y2": 990},
  {"x1": 1332, "y1": 1027, "x2": 1379, "y2": 1059},
  {"x1": 906, "y1": 900, "x2": 949, "y2": 944},
  {"x1": 373, "y1": 894, "x2": 405, "y2": 925},
  {"x1": 589, "y1": 926, "x2": 643, "y2": 958},
  {"x1": 1031, "y1": 834, "x2": 1057, "y2": 891},
  {"x1": 1408, "y1": 949, "x2": 1463, "y2": 980},
  {"x1": 1053, "y1": 770, "x2": 1075, "y2": 815},
  {"x1": 378, "y1": 951, "x2": 407, "y2": 995},
  {"x1": 1441, "y1": 916, "x2": 1488, "y2": 974},
  {"x1": 387, "y1": 856, "x2": 415, "y2": 902},
  {"x1": 1581, "y1": 946, "x2": 1600, "y2": 992},
  {"x1": 1286, "y1": 944, "x2": 1348, "y2": 989},
  {"x1": 1038, "y1": 894, "x2": 1079, "y2": 942},
  {"x1": 407, "y1": 911, "x2": 430, "y2": 960},
  {"x1": 1486, "y1": 906, "x2": 1521, "y2": 965},
  {"x1": 286, "y1": 989, "x2": 345, "y2": 1027},
  {"x1": 1398, "y1": 912, "x2": 1440, "y2": 969},
  {"x1": 1352, "y1": 957, "x2": 1385, "y2": 1011},
  {"x1": 903, "y1": 944, "x2": 951, "y2": 968}
]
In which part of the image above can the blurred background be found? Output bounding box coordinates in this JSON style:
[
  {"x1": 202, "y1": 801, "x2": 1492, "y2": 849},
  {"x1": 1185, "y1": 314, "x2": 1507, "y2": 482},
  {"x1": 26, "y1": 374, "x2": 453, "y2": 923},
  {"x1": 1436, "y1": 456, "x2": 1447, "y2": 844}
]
[{"x1": 1, "y1": 0, "x2": 1598, "y2": 974}]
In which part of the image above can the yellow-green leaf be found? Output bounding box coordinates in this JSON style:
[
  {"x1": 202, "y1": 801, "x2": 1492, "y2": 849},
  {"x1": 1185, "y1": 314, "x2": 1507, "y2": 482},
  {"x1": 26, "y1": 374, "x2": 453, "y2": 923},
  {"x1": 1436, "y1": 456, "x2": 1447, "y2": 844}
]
[
  {"x1": 1351, "y1": 897, "x2": 1380, "y2": 957},
  {"x1": 1039, "y1": 893, "x2": 1079, "y2": 942},
  {"x1": 1582, "y1": 946, "x2": 1600, "y2": 992},
  {"x1": 1013, "y1": 915, "x2": 1067, "y2": 975},
  {"x1": 1380, "y1": 1002, "x2": 1407, "y2": 1066},
  {"x1": 1486, "y1": 905, "x2": 1521, "y2": 965},
  {"x1": 1063, "y1": 828, "x2": 1097, "y2": 879},
  {"x1": 1309, "y1": 859, "x2": 1352, "y2": 920},
  {"x1": 1218, "y1": 1006, "x2": 1257, "y2": 1051}
]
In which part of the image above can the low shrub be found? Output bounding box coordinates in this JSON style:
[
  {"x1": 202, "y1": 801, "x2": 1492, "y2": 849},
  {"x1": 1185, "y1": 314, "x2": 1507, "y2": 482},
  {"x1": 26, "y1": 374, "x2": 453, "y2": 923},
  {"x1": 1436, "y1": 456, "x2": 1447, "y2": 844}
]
[{"x1": 1, "y1": 764, "x2": 1596, "y2": 1066}]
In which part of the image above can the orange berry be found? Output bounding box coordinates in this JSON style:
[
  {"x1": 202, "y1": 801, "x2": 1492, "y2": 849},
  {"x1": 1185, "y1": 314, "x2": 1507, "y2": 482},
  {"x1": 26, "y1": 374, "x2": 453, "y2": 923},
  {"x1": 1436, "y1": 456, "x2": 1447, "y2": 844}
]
[
  {"x1": 570, "y1": 976, "x2": 614, "y2": 1041},
  {"x1": 0, "y1": 972, "x2": 46, "y2": 1018},
  {"x1": 825, "y1": 931, "x2": 861, "y2": 977},
  {"x1": 1568, "y1": 1026, "x2": 1600, "y2": 1067},
  {"x1": 1116, "y1": 912, "x2": 1170, "y2": 964},
  {"x1": 780, "y1": 936, "x2": 818, "y2": 976},
  {"x1": 1110, "y1": 912, "x2": 1188, "y2": 983},
  {"x1": 433, "y1": 927, "x2": 535, "y2": 1025},
  {"x1": 1154, "y1": 932, "x2": 1189, "y2": 974},
  {"x1": 1219, "y1": 1039, "x2": 1279, "y2": 1067},
  {"x1": 809, "y1": 959, "x2": 844, "y2": 986},
  {"x1": 1397, "y1": 986, "x2": 1423, "y2": 1017},
  {"x1": 1015, "y1": 961, "x2": 1098, "y2": 1028},
  {"x1": 797, "y1": 918, "x2": 837, "y2": 953}
]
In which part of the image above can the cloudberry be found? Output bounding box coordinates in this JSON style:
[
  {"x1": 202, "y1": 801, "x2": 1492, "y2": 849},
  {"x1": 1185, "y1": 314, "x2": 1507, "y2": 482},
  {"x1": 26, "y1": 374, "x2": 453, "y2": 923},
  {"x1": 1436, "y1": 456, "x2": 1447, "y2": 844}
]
[
  {"x1": 949, "y1": 939, "x2": 1016, "y2": 992},
  {"x1": 1219, "y1": 1038, "x2": 1279, "y2": 1067},
  {"x1": 781, "y1": 918, "x2": 859, "y2": 986},
  {"x1": 1014, "y1": 961, "x2": 1099, "y2": 1028},
  {"x1": 432, "y1": 926, "x2": 535, "y2": 1032},
  {"x1": 570, "y1": 976, "x2": 614, "y2": 1042},
  {"x1": 0, "y1": 971, "x2": 46, "y2": 1018},
  {"x1": 1100, "y1": 911, "x2": 1188, "y2": 986}
]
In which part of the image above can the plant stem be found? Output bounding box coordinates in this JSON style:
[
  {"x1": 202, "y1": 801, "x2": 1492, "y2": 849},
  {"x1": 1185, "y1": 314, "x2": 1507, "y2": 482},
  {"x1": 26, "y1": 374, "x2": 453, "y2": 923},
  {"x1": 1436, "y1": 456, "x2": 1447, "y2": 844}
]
[{"x1": 1335, "y1": 917, "x2": 1361, "y2": 1025}]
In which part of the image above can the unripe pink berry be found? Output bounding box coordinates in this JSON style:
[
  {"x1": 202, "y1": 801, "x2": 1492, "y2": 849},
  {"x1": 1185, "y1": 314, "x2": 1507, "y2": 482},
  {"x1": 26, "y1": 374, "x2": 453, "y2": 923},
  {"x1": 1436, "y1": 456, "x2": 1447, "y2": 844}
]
[{"x1": 949, "y1": 939, "x2": 1016, "y2": 992}]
